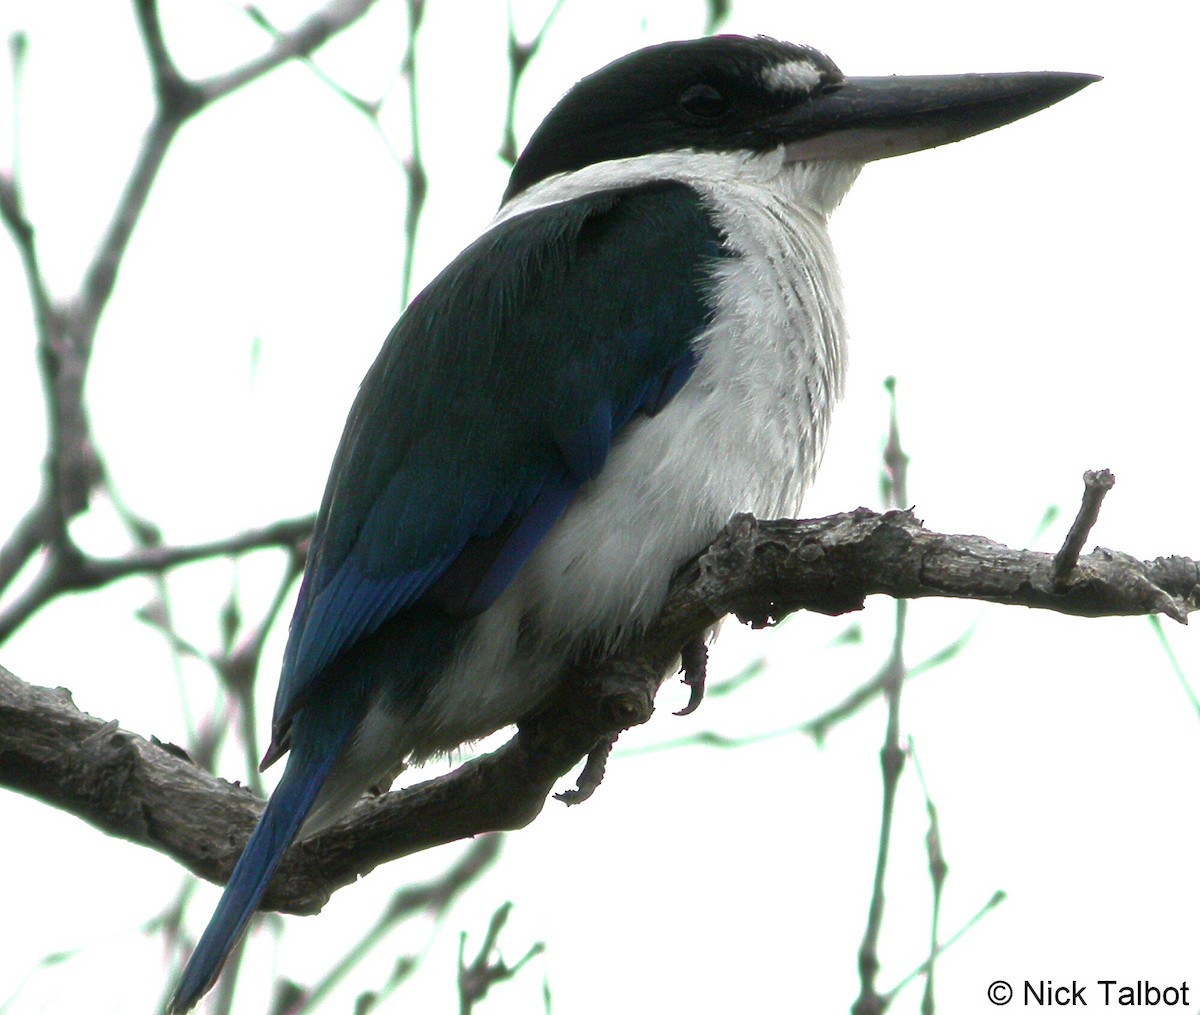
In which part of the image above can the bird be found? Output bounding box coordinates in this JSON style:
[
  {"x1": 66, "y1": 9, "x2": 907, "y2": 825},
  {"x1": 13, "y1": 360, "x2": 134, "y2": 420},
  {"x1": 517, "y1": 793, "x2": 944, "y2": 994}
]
[{"x1": 169, "y1": 34, "x2": 1096, "y2": 1011}]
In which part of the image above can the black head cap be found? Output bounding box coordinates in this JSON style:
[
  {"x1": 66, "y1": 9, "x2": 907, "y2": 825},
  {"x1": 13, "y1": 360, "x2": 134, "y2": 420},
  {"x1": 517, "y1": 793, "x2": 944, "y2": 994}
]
[{"x1": 503, "y1": 36, "x2": 843, "y2": 202}]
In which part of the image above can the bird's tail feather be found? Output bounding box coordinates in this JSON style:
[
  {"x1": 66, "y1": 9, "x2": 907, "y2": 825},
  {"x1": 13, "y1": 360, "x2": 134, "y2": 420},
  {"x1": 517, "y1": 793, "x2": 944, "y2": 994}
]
[{"x1": 167, "y1": 744, "x2": 341, "y2": 1013}]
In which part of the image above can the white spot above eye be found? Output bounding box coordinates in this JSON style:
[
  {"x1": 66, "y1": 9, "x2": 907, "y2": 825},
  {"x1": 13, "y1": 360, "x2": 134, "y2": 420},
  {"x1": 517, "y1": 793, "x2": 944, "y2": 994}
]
[{"x1": 762, "y1": 59, "x2": 824, "y2": 95}]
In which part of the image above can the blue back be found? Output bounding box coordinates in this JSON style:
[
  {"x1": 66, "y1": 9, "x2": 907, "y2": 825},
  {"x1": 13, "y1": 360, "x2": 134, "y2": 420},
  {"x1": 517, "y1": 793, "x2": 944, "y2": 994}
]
[{"x1": 270, "y1": 181, "x2": 725, "y2": 747}]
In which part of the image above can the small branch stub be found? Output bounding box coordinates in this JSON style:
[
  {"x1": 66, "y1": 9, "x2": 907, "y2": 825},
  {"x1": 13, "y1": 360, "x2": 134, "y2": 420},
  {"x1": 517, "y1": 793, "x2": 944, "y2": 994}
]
[{"x1": 1053, "y1": 469, "x2": 1116, "y2": 588}]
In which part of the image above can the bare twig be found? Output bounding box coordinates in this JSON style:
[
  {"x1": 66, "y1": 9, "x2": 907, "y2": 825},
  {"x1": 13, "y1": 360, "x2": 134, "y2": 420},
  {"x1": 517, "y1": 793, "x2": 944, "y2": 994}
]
[
  {"x1": 880, "y1": 890, "x2": 1007, "y2": 1004},
  {"x1": 0, "y1": 515, "x2": 314, "y2": 644},
  {"x1": 133, "y1": 0, "x2": 185, "y2": 93},
  {"x1": 857, "y1": 377, "x2": 912, "y2": 1015},
  {"x1": 880, "y1": 376, "x2": 910, "y2": 509},
  {"x1": 802, "y1": 484, "x2": 1066, "y2": 746},
  {"x1": 399, "y1": 0, "x2": 427, "y2": 306},
  {"x1": 800, "y1": 624, "x2": 976, "y2": 746},
  {"x1": 0, "y1": 31, "x2": 53, "y2": 341},
  {"x1": 458, "y1": 902, "x2": 544, "y2": 1015},
  {"x1": 498, "y1": 0, "x2": 569, "y2": 166},
  {"x1": 851, "y1": 607, "x2": 909, "y2": 1015},
  {"x1": 285, "y1": 835, "x2": 503, "y2": 1013},
  {"x1": 81, "y1": 516, "x2": 313, "y2": 586},
  {"x1": 193, "y1": 0, "x2": 382, "y2": 105},
  {"x1": 909, "y1": 740, "x2": 948, "y2": 1015},
  {"x1": 1053, "y1": 469, "x2": 1116, "y2": 587},
  {"x1": 0, "y1": 0, "x2": 374, "y2": 638},
  {"x1": 235, "y1": 548, "x2": 309, "y2": 780}
]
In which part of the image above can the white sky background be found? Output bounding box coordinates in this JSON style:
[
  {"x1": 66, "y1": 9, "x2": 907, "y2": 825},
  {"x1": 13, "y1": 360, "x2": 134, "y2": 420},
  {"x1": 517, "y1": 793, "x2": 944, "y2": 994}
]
[{"x1": 1, "y1": 1, "x2": 1198, "y2": 1013}]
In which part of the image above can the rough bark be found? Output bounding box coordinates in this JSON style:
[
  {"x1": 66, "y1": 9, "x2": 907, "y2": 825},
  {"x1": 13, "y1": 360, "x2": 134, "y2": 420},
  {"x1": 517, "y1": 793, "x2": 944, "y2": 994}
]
[{"x1": 1, "y1": 508, "x2": 1195, "y2": 914}]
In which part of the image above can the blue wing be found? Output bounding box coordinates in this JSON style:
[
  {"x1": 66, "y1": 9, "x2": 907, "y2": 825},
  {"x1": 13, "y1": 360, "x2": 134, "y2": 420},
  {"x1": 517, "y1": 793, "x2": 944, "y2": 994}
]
[
  {"x1": 268, "y1": 180, "x2": 724, "y2": 751},
  {"x1": 170, "y1": 181, "x2": 724, "y2": 1013}
]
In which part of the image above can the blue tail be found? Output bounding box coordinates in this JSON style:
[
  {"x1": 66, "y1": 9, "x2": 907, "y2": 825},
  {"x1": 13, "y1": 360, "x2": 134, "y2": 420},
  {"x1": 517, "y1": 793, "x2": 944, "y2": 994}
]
[{"x1": 168, "y1": 742, "x2": 341, "y2": 1013}]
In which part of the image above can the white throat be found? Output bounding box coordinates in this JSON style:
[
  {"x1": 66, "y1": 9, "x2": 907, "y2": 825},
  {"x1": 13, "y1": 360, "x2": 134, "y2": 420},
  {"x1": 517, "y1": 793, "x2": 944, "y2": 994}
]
[{"x1": 496, "y1": 145, "x2": 862, "y2": 224}]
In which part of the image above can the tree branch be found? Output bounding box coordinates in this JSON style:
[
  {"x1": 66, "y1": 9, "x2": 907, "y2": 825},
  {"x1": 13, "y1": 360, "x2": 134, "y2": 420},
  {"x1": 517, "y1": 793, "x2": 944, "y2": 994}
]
[
  {"x1": 197, "y1": 0, "x2": 381, "y2": 104},
  {"x1": 2, "y1": 509, "x2": 1195, "y2": 915},
  {"x1": 0, "y1": 0, "x2": 377, "y2": 627},
  {"x1": 0, "y1": 515, "x2": 314, "y2": 644}
]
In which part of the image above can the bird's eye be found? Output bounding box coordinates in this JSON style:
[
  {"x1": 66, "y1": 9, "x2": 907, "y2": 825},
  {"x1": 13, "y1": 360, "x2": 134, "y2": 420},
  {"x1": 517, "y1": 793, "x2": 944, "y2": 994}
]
[{"x1": 678, "y1": 83, "x2": 730, "y2": 122}]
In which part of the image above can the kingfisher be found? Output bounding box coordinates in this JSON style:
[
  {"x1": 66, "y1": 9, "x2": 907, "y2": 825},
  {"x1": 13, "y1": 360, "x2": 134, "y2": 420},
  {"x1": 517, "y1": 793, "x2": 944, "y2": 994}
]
[{"x1": 169, "y1": 35, "x2": 1095, "y2": 1011}]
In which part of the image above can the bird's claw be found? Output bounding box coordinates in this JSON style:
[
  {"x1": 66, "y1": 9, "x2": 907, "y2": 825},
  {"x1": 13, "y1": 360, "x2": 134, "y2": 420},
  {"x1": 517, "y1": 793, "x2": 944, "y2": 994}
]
[
  {"x1": 674, "y1": 638, "x2": 708, "y2": 716},
  {"x1": 555, "y1": 738, "x2": 615, "y2": 806}
]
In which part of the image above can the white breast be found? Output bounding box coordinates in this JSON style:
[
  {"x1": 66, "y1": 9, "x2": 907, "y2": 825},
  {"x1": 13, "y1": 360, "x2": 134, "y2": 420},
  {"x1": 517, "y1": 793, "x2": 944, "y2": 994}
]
[
  {"x1": 522, "y1": 153, "x2": 857, "y2": 642},
  {"x1": 403, "y1": 150, "x2": 862, "y2": 757}
]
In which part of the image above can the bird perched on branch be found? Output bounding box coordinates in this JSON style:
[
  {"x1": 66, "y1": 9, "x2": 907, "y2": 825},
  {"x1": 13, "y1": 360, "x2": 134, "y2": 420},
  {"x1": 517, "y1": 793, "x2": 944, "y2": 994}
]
[{"x1": 170, "y1": 34, "x2": 1095, "y2": 1011}]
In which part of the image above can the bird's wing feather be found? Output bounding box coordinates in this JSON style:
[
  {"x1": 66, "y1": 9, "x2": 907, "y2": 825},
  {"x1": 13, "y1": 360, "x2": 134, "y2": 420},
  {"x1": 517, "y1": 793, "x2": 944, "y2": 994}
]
[{"x1": 271, "y1": 181, "x2": 723, "y2": 742}]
